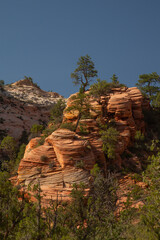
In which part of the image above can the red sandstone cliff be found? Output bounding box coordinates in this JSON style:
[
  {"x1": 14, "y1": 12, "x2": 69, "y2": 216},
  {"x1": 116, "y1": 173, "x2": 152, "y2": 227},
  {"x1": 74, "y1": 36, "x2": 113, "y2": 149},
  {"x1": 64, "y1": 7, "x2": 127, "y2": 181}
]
[{"x1": 16, "y1": 87, "x2": 149, "y2": 203}]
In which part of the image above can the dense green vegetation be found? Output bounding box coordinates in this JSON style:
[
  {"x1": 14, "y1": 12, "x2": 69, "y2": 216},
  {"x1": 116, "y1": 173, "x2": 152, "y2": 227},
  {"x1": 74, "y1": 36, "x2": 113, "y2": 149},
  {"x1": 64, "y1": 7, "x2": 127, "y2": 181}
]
[
  {"x1": 0, "y1": 152, "x2": 160, "y2": 239},
  {"x1": 0, "y1": 55, "x2": 160, "y2": 239}
]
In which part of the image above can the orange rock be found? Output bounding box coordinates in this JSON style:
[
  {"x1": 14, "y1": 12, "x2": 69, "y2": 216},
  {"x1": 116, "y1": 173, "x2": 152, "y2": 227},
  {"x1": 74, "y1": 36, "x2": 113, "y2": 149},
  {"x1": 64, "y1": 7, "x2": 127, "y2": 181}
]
[
  {"x1": 16, "y1": 87, "x2": 149, "y2": 204},
  {"x1": 17, "y1": 129, "x2": 96, "y2": 203}
]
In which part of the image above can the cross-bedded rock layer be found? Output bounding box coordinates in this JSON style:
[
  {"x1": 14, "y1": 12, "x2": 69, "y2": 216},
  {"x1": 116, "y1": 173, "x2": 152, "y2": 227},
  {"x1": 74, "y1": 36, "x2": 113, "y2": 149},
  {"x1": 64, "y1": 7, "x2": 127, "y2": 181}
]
[{"x1": 17, "y1": 87, "x2": 149, "y2": 203}]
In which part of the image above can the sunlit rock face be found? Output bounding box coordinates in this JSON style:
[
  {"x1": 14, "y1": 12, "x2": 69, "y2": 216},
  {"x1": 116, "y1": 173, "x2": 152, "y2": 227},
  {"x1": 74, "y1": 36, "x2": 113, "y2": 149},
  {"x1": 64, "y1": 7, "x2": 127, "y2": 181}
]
[
  {"x1": 0, "y1": 79, "x2": 63, "y2": 141},
  {"x1": 64, "y1": 87, "x2": 148, "y2": 167},
  {"x1": 17, "y1": 86, "x2": 149, "y2": 204},
  {"x1": 17, "y1": 129, "x2": 95, "y2": 204}
]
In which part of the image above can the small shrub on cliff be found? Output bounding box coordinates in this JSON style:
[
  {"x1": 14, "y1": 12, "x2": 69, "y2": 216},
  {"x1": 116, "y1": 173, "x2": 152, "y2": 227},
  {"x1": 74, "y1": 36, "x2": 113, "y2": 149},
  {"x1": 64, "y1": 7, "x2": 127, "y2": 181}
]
[
  {"x1": 0, "y1": 136, "x2": 17, "y2": 162},
  {"x1": 60, "y1": 122, "x2": 76, "y2": 131},
  {"x1": 134, "y1": 130, "x2": 145, "y2": 151},
  {"x1": 40, "y1": 155, "x2": 48, "y2": 162},
  {"x1": 78, "y1": 123, "x2": 89, "y2": 135},
  {"x1": 100, "y1": 125, "x2": 119, "y2": 159},
  {"x1": 90, "y1": 77, "x2": 126, "y2": 103},
  {"x1": 37, "y1": 135, "x2": 45, "y2": 146},
  {"x1": 135, "y1": 130, "x2": 145, "y2": 142},
  {"x1": 65, "y1": 89, "x2": 92, "y2": 131},
  {"x1": 29, "y1": 124, "x2": 44, "y2": 140},
  {"x1": 75, "y1": 160, "x2": 84, "y2": 169},
  {"x1": 15, "y1": 143, "x2": 26, "y2": 169},
  {"x1": 24, "y1": 76, "x2": 40, "y2": 89},
  {"x1": 90, "y1": 78, "x2": 113, "y2": 100},
  {"x1": 50, "y1": 99, "x2": 66, "y2": 124},
  {"x1": 42, "y1": 124, "x2": 58, "y2": 138},
  {"x1": 30, "y1": 124, "x2": 44, "y2": 134}
]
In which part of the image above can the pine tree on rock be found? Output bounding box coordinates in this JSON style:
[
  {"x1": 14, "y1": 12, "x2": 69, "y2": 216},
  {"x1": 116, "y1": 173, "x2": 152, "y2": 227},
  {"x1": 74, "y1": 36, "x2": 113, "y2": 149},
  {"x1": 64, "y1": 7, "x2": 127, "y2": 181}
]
[
  {"x1": 136, "y1": 72, "x2": 160, "y2": 101},
  {"x1": 71, "y1": 54, "x2": 98, "y2": 92}
]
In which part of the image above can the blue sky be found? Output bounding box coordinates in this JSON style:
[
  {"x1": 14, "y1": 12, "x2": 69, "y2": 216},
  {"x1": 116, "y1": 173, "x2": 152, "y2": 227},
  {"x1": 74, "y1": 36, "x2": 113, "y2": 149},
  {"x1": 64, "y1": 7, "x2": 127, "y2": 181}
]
[{"x1": 0, "y1": 0, "x2": 160, "y2": 97}]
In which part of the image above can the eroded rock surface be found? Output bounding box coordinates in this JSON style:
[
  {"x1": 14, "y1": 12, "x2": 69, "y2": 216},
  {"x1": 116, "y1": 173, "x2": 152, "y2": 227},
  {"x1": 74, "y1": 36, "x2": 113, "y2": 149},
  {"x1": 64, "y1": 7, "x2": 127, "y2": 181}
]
[
  {"x1": 64, "y1": 87, "x2": 148, "y2": 167},
  {"x1": 18, "y1": 129, "x2": 95, "y2": 203},
  {"x1": 17, "y1": 86, "x2": 149, "y2": 203},
  {"x1": 0, "y1": 79, "x2": 63, "y2": 141}
]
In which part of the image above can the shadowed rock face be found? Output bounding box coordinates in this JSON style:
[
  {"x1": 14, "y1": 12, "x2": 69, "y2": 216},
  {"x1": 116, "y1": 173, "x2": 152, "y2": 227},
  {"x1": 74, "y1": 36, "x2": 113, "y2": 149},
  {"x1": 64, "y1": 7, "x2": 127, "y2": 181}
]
[
  {"x1": 0, "y1": 80, "x2": 63, "y2": 141},
  {"x1": 16, "y1": 86, "x2": 149, "y2": 203}
]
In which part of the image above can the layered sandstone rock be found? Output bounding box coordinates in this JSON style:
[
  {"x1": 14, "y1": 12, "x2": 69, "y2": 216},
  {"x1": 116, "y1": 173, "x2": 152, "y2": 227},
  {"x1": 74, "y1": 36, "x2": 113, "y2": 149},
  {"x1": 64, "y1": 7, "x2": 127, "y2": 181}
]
[
  {"x1": 0, "y1": 80, "x2": 63, "y2": 141},
  {"x1": 17, "y1": 129, "x2": 95, "y2": 203},
  {"x1": 16, "y1": 86, "x2": 148, "y2": 203},
  {"x1": 64, "y1": 87, "x2": 147, "y2": 167}
]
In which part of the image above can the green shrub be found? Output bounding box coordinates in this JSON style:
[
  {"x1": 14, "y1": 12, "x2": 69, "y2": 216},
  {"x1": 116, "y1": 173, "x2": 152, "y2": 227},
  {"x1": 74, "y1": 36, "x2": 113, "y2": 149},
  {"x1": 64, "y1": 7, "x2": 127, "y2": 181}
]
[
  {"x1": 90, "y1": 78, "x2": 126, "y2": 100},
  {"x1": 75, "y1": 160, "x2": 84, "y2": 169},
  {"x1": 78, "y1": 123, "x2": 89, "y2": 135},
  {"x1": 100, "y1": 125, "x2": 119, "y2": 159},
  {"x1": 131, "y1": 173, "x2": 143, "y2": 182},
  {"x1": 60, "y1": 122, "x2": 76, "y2": 131},
  {"x1": 30, "y1": 124, "x2": 44, "y2": 134},
  {"x1": 50, "y1": 99, "x2": 66, "y2": 124},
  {"x1": 37, "y1": 136, "x2": 45, "y2": 146},
  {"x1": 24, "y1": 76, "x2": 40, "y2": 89},
  {"x1": 15, "y1": 144, "x2": 26, "y2": 166},
  {"x1": 0, "y1": 136, "x2": 17, "y2": 162},
  {"x1": 42, "y1": 124, "x2": 58, "y2": 137},
  {"x1": 135, "y1": 130, "x2": 145, "y2": 142}
]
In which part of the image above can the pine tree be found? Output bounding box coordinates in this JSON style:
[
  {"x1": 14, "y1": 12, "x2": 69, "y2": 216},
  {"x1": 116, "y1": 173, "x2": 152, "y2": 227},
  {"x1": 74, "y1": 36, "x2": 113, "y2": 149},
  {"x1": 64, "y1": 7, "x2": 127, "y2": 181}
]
[
  {"x1": 136, "y1": 72, "x2": 160, "y2": 101},
  {"x1": 71, "y1": 55, "x2": 98, "y2": 92}
]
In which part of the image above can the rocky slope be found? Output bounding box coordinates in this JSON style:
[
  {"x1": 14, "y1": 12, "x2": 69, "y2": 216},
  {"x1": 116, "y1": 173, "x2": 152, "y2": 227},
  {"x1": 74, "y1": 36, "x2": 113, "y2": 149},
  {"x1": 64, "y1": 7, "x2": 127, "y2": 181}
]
[
  {"x1": 16, "y1": 86, "x2": 149, "y2": 204},
  {"x1": 0, "y1": 79, "x2": 63, "y2": 141}
]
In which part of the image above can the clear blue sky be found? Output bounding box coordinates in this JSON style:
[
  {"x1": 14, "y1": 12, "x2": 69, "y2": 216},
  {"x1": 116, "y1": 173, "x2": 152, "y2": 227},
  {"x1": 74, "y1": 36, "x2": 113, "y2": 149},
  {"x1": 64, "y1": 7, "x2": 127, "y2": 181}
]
[{"x1": 0, "y1": 0, "x2": 160, "y2": 97}]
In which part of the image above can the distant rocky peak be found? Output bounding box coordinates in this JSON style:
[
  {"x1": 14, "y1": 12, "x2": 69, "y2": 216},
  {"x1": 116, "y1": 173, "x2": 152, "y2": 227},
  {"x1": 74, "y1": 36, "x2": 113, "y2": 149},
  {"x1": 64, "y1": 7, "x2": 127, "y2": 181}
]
[
  {"x1": 12, "y1": 78, "x2": 38, "y2": 88},
  {"x1": 0, "y1": 79, "x2": 64, "y2": 141},
  {"x1": 3, "y1": 79, "x2": 63, "y2": 107}
]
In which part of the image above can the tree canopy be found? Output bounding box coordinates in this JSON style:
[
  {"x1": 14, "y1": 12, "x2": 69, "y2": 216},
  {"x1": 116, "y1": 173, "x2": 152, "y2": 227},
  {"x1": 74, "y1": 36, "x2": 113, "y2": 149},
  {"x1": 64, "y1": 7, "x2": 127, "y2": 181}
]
[
  {"x1": 71, "y1": 54, "x2": 98, "y2": 92},
  {"x1": 111, "y1": 74, "x2": 119, "y2": 85},
  {"x1": 50, "y1": 99, "x2": 66, "y2": 124},
  {"x1": 136, "y1": 72, "x2": 160, "y2": 101}
]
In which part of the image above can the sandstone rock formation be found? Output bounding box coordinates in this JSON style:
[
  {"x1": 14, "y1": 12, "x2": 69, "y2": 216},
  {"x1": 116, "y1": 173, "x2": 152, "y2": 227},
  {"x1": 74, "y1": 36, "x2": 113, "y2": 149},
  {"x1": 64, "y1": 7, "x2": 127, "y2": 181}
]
[
  {"x1": 0, "y1": 79, "x2": 63, "y2": 141},
  {"x1": 17, "y1": 129, "x2": 95, "y2": 204},
  {"x1": 16, "y1": 86, "x2": 149, "y2": 203},
  {"x1": 64, "y1": 87, "x2": 148, "y2": 166}
]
